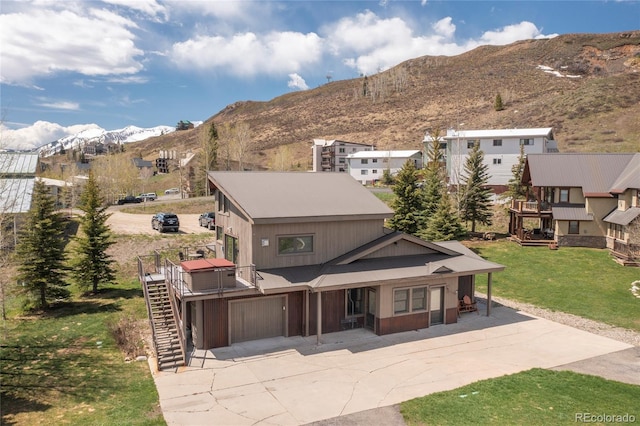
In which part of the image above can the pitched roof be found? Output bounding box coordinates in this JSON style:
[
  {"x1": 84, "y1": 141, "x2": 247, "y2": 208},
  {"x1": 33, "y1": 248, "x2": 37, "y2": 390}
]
[
  {"x1": 313, "y1": 138, "x2": 373, "y2": 147},
  {"x1": 524, "y1": 153, "x2": 636, "y2": 197},
  {"x1": 603, "y1": 207, "x2": 640, "y2": 226},
  {"x1": 0, "y1": 153, "x2": 39, "y2": 175},
  {"x1": 552, "y1": 206, "x2": 594, "y2": 221},
  {"x1": 609, "y1": 153, "x2": 640, "y2": 194},
  {"x1": 208, "y1": 171, "x2": 393, "y2": 224},
  {"x1": 0, "y1": 178, "x2": 35, "y2": 213}
]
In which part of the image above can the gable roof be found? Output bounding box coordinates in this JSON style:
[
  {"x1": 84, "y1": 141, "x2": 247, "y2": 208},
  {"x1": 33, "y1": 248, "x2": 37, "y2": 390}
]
[
  {"x1": 0, "y1": 153, "x2": 39, "y2": 175},
  {"x1": 603, "y1": 207, "x2": 640, "y2": 226},
  {"x1": 523, "y1": 153, "x2": 636, "y2": 197},
  {"x1": 609, "y1": 153, "x2": 640, "y2": 194},
  {"x1": 208, "y1": 171, "x2": 393, "y2": 224}
]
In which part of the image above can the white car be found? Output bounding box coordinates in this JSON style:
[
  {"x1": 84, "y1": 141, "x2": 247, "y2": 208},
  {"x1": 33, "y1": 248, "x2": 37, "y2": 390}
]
[
  {"x1": 137, "y1": 192, "x2": 157, "y2": 201},
  {"x1": 164, "y1": 188, "x2": 180, "y2": 195}
]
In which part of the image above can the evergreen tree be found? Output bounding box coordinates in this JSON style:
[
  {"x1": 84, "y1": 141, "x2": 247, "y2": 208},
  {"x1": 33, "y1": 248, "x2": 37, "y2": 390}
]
[
  {"x1": 16, "y1": 180, "x2": 69, "y2": 309},
  {"x1": 494, "y1": 93, "x2": 504, "y2": 111},
  {"x1": 71, "y1": 171, "x2": 116, "y2": 294},
  {"x1": 418, "y1": 192, "x2": 466, "y2": 241},
  {"x1": 423, "y1": 129, "x2": 446, "y2": 218},
  {"x1": 388, "y1": 160, "x2": 423, "y2": 235},
  {"x1": 460, "y1": 142, "x2": 493, "y2": 232},
  {"x1": 504, "y1": 143, "x2": 529, "y2": 202}
]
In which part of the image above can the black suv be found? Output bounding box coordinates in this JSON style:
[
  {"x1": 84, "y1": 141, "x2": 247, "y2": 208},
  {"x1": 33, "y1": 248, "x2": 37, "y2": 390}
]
[
  {"x1": 117, "y1": 195, "x2": 142, "y2": 205},
  {"x1": 198, "y1": 212, "x2": 215, "y2": 229},
  {"x1": 151, "y1": 213, "x2": 180, "y2": 233}
]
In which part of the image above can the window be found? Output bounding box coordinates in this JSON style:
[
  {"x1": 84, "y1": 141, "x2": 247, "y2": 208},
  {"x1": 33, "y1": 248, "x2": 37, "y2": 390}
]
[
  {"x1": 372, "y1": 158, "x2": 378, "y2": 163},
  {"x1": 217, "y1": 191, "x2": 229, "y2": 213},
  {"x1": 346, "y1": 288, "x2": 364, "y2": 316},
  {"x1": 360, "y1": 170, "x2": 368, "y2": 175},
  {"x1": 466, "y1": 140, "x2": 478, "y2": 149},
  {"x1": 559, "y1": 188, "x2": 570, "y2": 203},
  {"x1": 394, "y1": 287, "x2": 428, "y2": 314},
  {"x1": 394, "y1": 289, "x2": 409, "y2": 314},
  {"x1": 361, "y1": 159, "x2": 368, "y2": 164},
  {"x1": 278, "y1": 235, "x2": 313, "y2": 255},
  {"x1": 520, "y1": 138, "x2": 534, "y2": 146},
  {"x1": 568, "y1": 221, "x2": 579, "y2": 234},
  {"x1": 493, "y1": 158, "x2": 502, "y2": 165},
  {"x1": 493, "y1": 139, "x2": 502, "y2": 147},
  {"x1": 372, "y1": 169, "x2": 378, "y2": 174},
  {"x1": 216, "y1": 226, "x2": 223, "y2": 241},
  {"x1": 338, "y1": 147, "x2": 345, "y2": 153},
  {"x1": 339, "y1": 157, "x2": 345, "y2": 164}
]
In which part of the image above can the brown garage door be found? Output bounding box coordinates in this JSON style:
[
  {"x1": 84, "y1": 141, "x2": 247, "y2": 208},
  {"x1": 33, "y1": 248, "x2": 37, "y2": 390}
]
[{"x1": 229, "y1": 296, "x2": 286, "y2": 344}]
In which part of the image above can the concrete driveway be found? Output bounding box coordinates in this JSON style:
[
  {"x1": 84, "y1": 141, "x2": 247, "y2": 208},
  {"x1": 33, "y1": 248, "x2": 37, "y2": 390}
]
[{"x1": 151, "y1": 303, "x2": 633, "y2": 426}]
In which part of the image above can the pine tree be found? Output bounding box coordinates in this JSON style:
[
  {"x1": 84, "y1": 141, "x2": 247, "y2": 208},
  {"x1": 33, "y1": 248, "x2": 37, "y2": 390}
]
[
  {"x1": 494, "y1": 93, "x2": 504, "y2": 111},
  {"x1": 504, "y1": 143, "x2": 529, "y2": 202},
  {"x1": 419, "y1": 192, "x2": 466, "y2": 241},
  {"x1": 460, "y1": 142, "x2": 493, "y2": 233},
  {"x1": 16, "y1": 180, "x2": 69, "y2": 309},
  {"x1": 71, "y1": 171, "x2": 116, "y2": 294},
  {"x1": 388, "y1": 160, "x2": 424, "y2": 235},
  {"x1": 423, "y1": 129, "x2": 446, "y2": 218}
]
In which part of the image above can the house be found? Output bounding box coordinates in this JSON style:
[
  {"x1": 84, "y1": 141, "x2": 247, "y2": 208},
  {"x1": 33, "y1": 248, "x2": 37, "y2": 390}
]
[
  {"x1": 312, "y1": 139, "x2": 374, "y2": 172},
  {"x1": 151, "y1": 172, "x2": 504, "y2": 351},
  {"x1": 423, "y1": 128, "x2": 558, "y2": 192},
  {"x1": 176, "y1": 120, "x2": 194, "y2": 130},
  {"x1": 508, "y1": 153, "x2": 640, "y2": 263},
  {"x1": 347, "y1": 150, "x2": 423, "y2": 184}
]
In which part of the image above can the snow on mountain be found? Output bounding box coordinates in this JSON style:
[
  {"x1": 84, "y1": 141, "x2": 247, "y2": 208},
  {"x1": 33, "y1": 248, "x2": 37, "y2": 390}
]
[{"x1": 37, "y1": 123, "x2": 201, "y2": 157}]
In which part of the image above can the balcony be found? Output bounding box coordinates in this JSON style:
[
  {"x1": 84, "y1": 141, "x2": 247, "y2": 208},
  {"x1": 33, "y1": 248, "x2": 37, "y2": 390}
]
[{"x1": 510, "y1": 200, "x2": 552, "y2": 214}]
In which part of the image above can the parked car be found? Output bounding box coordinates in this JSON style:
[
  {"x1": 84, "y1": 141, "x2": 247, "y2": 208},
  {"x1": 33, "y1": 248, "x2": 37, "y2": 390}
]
[
  {"x1": 199, "y1": 212, "x2": 216, "y2": 229},
  {"x1": 136, "y1": 192, "x2": 157, "y2": 202},
  {"x1": 164, "y1": 187, "x2": 180, "y2": 195},
  {"x1": 151, "y1": 213, "x2": 180, "y2": 233},
  {"x1": 117, "y1": 195, "x2": 142, "y2": 205}
]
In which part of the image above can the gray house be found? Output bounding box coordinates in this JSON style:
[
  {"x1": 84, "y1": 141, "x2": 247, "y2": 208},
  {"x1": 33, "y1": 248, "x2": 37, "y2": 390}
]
[{"x1": 159, "y1": 172, "x2": 504, "y2": 350}]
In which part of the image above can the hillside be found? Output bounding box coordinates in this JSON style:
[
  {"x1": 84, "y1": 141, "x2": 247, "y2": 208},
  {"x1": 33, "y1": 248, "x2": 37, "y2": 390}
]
[{"x1": 131, "y1": 31, "x2": 640, "y2": 170}]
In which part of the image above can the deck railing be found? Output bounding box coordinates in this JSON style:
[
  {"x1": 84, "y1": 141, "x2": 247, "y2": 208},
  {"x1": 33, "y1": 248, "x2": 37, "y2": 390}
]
[{"x1": 510, "y1": 200, "x2": 552, "y2": 213}]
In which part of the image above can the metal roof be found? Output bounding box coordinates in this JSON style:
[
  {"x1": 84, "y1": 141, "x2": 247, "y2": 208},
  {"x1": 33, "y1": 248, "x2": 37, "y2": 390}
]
[
  {"x1": 609, "y1": 153, "x2": 640, "y2": 194},
  {"x1": 525, "y1": 153, "x2": 636, "y2": 196},
  {"x1": 603, "y1": 207, "x2": 640, "y2": 226},
  {"x1": 347, "y1": 150, "x2": 421, "y2": 159},
  {"x1": 0, "y1": 178, "x2": 35, "y2": 213},
  {"x1": 0, "y1": 153, "x2": 39, "y2": 175},
  {"x1": 208, "y1": 171, "x2": 393, "y2": 223},
  {"x1": 551, "y1": 205, "x2": 594, "y2": 221},
  {"x1": 433, "y1": 128, "x2": 553, "y2": 141}
]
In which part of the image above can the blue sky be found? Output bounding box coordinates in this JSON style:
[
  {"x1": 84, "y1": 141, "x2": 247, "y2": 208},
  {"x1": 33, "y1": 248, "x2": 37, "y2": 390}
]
[{"x1": 1, "y1": 0, "x2": 639, "y2": 150}]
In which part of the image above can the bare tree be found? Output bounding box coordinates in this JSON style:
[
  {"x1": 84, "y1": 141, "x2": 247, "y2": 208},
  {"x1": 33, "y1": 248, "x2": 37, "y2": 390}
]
[
  {"x1": 230, "y1": 122, "x2": 254, "y2": 171},
  {"x1": 92, "y1": 154, "x2": 139, "y2": 204},
  {"x1": 272, "y1": 145, "x2": 293, "y2": 171}
]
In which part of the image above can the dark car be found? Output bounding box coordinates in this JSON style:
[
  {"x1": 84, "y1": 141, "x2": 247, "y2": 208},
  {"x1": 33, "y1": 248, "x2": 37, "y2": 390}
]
[
  {"x1": 117, "y1": 195, "x2": 142, "y2": 205},
  {"x1": 198, "y1": 212, "x2": 216, "y2": 229},
  {"x1": 151, "y1": 213, "x2": 180, "y2": 233}
]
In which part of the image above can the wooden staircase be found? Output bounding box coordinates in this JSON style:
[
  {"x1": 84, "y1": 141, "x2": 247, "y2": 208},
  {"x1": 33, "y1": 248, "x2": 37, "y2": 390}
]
[{"x1": 144, "y1": 280, "x2": 186, "y2": 370}]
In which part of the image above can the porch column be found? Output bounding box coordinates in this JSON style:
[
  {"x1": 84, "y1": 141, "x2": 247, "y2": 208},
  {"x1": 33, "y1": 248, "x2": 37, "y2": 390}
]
[
  {"x1": 181, "y1": 298, "x2": 187, "y2": 344},
  {"x1": 316, "y1": 291, "x2": 322, "y2": 345},
  {"x1": 486, "y1": 272, "x2": 493, "y2": 316},
  {"x1": 304, "y1": 290, "x2": 310, "y2": 337}
]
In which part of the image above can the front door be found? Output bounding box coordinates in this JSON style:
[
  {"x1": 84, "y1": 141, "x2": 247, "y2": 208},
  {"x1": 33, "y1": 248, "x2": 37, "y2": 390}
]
[
  {"x1": 430, "y1": 286, "x2": 444, "y2": 325},
  {"x1": 224, "y1": 234, "x2": 238, "y2": 264},
  {"x1": 365, "y1": 288, "x2": 376, "y2": 331}
]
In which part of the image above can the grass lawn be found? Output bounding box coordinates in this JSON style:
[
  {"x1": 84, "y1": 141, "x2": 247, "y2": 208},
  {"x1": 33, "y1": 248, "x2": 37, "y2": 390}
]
[
  {"x1": 401, "y1": 368, "x2": 640, "y2": 425},
  {"x1": 469, "y1": 240, "x2": 640, "y2": 332},
  {"x1": 0, "y1": 278, "x2": 165, "y2": 425}
]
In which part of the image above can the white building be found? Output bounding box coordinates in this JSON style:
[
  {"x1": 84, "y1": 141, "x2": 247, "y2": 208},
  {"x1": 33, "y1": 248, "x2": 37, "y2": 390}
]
[
  {"x1": 312, "y1": 139, "x2": 374, "y2": 172},
  {"x1": 423, "y1": 128, "x2": 558, "y2": 190},
  {"x1": 347, "y1": 150, "x2": 423, "y2": 184}
]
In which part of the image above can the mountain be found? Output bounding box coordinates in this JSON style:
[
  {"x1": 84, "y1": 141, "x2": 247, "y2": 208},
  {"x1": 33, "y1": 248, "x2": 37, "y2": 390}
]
[
  {"x1": 124, "y1": 32, "x2": 640, "y2": 169},
  {"x1": 37, "y1": 123, "x2": 202, "y2": 157}
]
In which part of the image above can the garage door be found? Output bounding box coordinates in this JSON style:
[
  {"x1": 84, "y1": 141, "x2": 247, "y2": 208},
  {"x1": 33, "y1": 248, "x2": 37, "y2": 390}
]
[{"x1": 229, "y1": 296, "x2": 286, "y2": 344}]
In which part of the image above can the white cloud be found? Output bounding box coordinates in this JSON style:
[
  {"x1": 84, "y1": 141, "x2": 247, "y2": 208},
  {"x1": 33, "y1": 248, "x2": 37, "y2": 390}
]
[
  {"x1": 479, "y1": 21, "x2": 544, "y2": 45},
  {"x1": 0, "y1": 6, "x2": 144, "y2": 84},
  {"x1": 170, "y1": 31, "x2": 322, "y2": 76},
  {"x1": 101, "y1": 0, "x2": 169, "y2": 22},
  {"x1": 0, "y1": 121, "x2": 101, "y2": 151},
  {"x1": 35, "y1": 101, "x2": 80, "y2": 111},
  {"x1": 287, "y1": 73, "x2": 308, "y2": 91}
]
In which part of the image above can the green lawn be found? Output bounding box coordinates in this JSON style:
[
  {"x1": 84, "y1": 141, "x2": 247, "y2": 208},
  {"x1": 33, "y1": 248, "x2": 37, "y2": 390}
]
[
  {"x1": 471, "y1": 241, "x2": 640, "y2": 331},
  {"x1": 0, "y1": 278, "x2": 165, "y2": 426},
  {"x1": 401, "y1": 368, "x2": 640, "y2": 425}
]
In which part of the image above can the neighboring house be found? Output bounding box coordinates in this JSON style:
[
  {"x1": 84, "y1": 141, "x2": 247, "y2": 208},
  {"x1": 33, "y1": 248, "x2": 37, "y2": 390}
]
[
  {"x1": 347, "y1": 150, "x2": 423, "y2": 184},
  {"x1": 312, "y1": 139, "x2": 374, "y2": 172},
  {"x1": 37, "y1": 177, "x2": 73, "y2": 210},
  {"x1": 0, "y1": 153, "x2": 39, "y2": 248},
  {"x1": 423, "y1": 128, "x2": 558, "y2": 192},
  {"x1": 132, "y1": 157, "x2": 154, "y2": 178},
  {"x1": 508, "y1": 153, "x2": 640, "y2": 263},
  {"x1": 158, "y1": 172, "x2": 503, "y2": 350},
  {"x1": 176, "y1": 120, "x2": 194, "y2": 130}
]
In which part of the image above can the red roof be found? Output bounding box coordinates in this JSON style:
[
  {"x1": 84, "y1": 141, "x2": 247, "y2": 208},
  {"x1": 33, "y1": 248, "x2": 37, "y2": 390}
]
[{"x1": 181, "y1": 258, "x2": 235, "y2": 272}]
